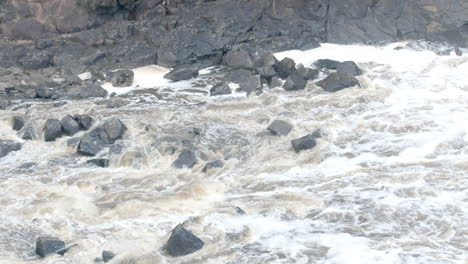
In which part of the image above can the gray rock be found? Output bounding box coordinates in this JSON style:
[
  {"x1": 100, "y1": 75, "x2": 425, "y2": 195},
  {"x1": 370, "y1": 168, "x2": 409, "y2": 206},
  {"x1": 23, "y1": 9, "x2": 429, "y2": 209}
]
[
  {"x1": 267, "y1": 120, "x2": 293, "y2": 136},
  {"x1": 269, "y1": 76, "x2": 283, "y2": 88},
  {"x1": 296, "y1": 64, "x2": 318, "y2": 80},
  {"x1": 12, "y1": 116, "x2": 25, "y2": 131},
  {"x1": 35, "y1": 86, "x2": 53, "y2": 99},
  {"x1": 100, "y1": 117, "x2": 127, "y2": 144},
  {"x1": 316, "y1": 72, "x2": 360, "y2": 92},
  {"x1": 202, "y1": 160, "x2": 224, "y2": 173},
  {"x1": 164, "y1": 65, "x2": 199, "y2": 81},
  {"x1": 165, "y1": 225, "x2": 204, "y2": 257},
  {"x1": 274, "y1": 57, "x2": 296, "y2": 78},
  {"x1": 43, "y1": 119, "x2": 63, "y2": 142},
  {"x1": 455, "y1": 47, "x2": 463, "y2": 56},
  {"x1": 256, "y1": 66, "x2": 276, "y2": 78},
  {"x1": 77, "y1": 128, "x2": 107, "y2": 156},
  {"x1": 18, "y1": 52, "x2": 51, "y2": 70},
  {"x1": 172, "y1": 150, "x2": 197, "y2": 169},
  {"x1": 225, "y1": 69, "x2": 253, "y2": 84},
  {"x1": 87, "y1": 158, "x2": 109, "y2": 168},
  {"x1": 336, "y1": 61, "x2": 362, "y2": 76},
  {"x1": 0, "y1": 140, "x2": 22, "y2": 158},
  {"x1": 0, "y1": 99, "x2": 10, "y2": 110},
  {"x1": 67, "y1": 84, "x2": 108, "y2": 99},
  {"x1": 240, "y1": 75, "x2": 261, "y2": 95},
  {"x1": 111, "y1": 69, "x2": 134, "y2": 87},
  {"x1": 256, "y1": 52, "x2": 276, "y2": 67},
  {"x1": 74, "y1": 115, "x2": 94, "y2": 130},
  {"x1": 35, "y1": 237, "x2": 65, "y2": 258},
  {"x1": 314, "y1": 59, "x2": 340, "y2": 70},
  {"x1": 210, "y1": 83, "x2": 231, "y2": 96},
  {"x1": 19, "y1": 125, "x2": 38, "y2": 140},
  {"x1": 291, "y1": 134, "x2": 317, "y2": 153},
  {"x1": 102, "y1": 250, "x2": 115, "y2": 263},
  {"x1": 60, "y1": 115, "x2": 81, "y2": 136},
  {"x1": 223, "y1": 50, "x2": 254, "y2": 70},
  {"x1": 283, "y1": 74, "x2": 307, "y2": 91}
]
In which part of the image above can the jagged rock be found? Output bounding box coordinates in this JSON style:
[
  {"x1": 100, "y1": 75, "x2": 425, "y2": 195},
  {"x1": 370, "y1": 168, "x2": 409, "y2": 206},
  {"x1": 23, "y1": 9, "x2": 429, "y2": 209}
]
[
  {"x1": 256, "y1": 66, "x2": 276, "y2": 78},
  {"x1": 100, "y1": 117, "x2": 127, "y2": 144},
  {"x1": 240, "y1": 75, "x2": 261, "y2": 95},
  {"x1": 165, "y1": 225, "x2": 204, "y2": 257},
  {"x1": 102, "y1": 250, "x2": 115, "y2": 263},
  {"x1": 274, "y1": 57, "x2": 296, "y2": 78},
  {"x1": 269, "y1": 76, "x2": 283, "y2": 88},
  {"x1": 312, "y1": 128, "x2": 324, "y2": 138},
  {"x1": 164, "y1": 65, "x2": 199, "y2": 81},
  {"x1": 336, "y1": 61, "x2": 362, "y2": 76},
  {"x1": 12, "y1": 116, "x2": 25, "y2": 131},
  {"x1": 202, "y1": 160, "x2": 224, "y2": 172},
  {"x1": 210, "y1": 83, "x2": 231, "y2": 96},
  {"x1": 74, "y1": 114, "x2": 94, "y2": 130},
  {"x1": 267, "y1": 120, "x2": 293, "y2": 136},
  {"x1": 18, "y1": 52, "x2": 51, "y2": 70},
  {"x1": 316, "y1": 72, "x2": 360, "y2": 92},
  {"x1": 223, "y1": 50, "x2": 254, "y2": 70},
  {"x1": 314, "y1": 59, "x2": 340, "y2": 70},
  {"x1": 60, "y1": 115, "x2": 81, "y2": 136},
  {"x1": 111, "y1": 69, "x2": 134, "y2": 87},
  {"x1": 172, "y1": 150, "x2": 197, "y2": 169},
  {"x1": 0, "y1": 140, "x2": 22, "y2": 158},
  {"x1": 291, "y1": 134, "x2": 317, "y2": 153},
  {"x1": 296, "y1": 64, "x2": 318, "y2": 80},
  {"x1": 87, "y1": 158, "x2": 109, "y2": 168},
  {"x1": 35, "y1": 237, "x2": 65, "y2": 258},
  {"x1": 283, "y1": 74, "x2": 307, "y2": 91},
  {"x1": 77, "y1": 128, "x2": 107, "y2": 156},
  {"x1": 43, "y1": 119, "x2": 63, "y2": 142}
]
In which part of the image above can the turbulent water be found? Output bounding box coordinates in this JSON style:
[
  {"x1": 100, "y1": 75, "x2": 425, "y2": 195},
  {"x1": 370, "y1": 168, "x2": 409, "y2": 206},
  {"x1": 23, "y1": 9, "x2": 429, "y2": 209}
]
[{"x1": 0, "y1": 43, "x2": 467, "y2": 264}]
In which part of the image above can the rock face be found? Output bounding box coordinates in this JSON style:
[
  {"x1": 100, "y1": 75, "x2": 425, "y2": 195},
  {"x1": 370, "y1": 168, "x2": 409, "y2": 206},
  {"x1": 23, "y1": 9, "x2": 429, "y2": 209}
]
[
  {"x1": 0, "y1": 140, "x2": 22, "y2": 158},
  {"x1": 165, "y1": 225, "x2": 204, "y2": 257},
  {"x1": 43, "y1": 119, "x2": 63, "y2": 142},
  {"x1": 291, "y1": 134, "x2": 317, "y2": 153},
  {"x1": 316, "y1": 73, "x2": 360, "y2": 92},
  {"x1": 111, "y1": 69, "x2": 134, "y2": 87},
  {"x1": 267, "y1": 120, "x2": 293, "y2": 136},
  {"x1": 172, "y1": 150, "x2": 197, "y2": 169},
  {"x1": 35, "y1": 237, "x2": 65, "y2": 258},
  {"x1": 164, "y1": 65, "x2": 199, "y2": 81}
]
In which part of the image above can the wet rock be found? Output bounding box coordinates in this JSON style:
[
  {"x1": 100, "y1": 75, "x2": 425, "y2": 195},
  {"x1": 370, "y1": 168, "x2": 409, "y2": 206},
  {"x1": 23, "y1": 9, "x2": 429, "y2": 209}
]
[
  {"x1": 0, "y1": 140, "x2": 22, "y2": 158},
  {"x1": 102, "y1": 250, "x2": 115, "y2": 263},
  {"x1": 240, "y1": 75, "x2": 261, "y2": 95},
  {"x1": 87, "y1": 158, "x2": 109, "y2": 168},
  {"x1": 67, "y1": 84, "x2": 108, "y2": 99},
  {"x1": 60, "y1": 115, "x2": 81, "y2": 136},
  {"x1": 316, "y1": 72, "x2": 360, "y2": 92},
  {"x1": 165, "y1": 225, "x2": 204, "y2": 257},
  {"x1": 314, "y1": 59, "x2": 340, "y2": 70},
  {"x1": 74, "y1": 115, "x2": 94, "y2": 130},
  {"x1": 12, "y1": 116, "x2": 25, "y2": 131},
  {"x1": 291, "y1": 134, "x2": 317, "y2": 153},
  {"x1": 267, "y1": 120, "x2": 293, "y2": 136},
  {"x1": 223, "y1": 50, "x2": 254, "y2": 70},
  {"x1": 225, "y1": 69, "x2": 253, "y2": 84},
  {"x1": 111, "y1": 69, "x2": 134, "y2": 87},
  {"x1": 202, "y1": 160, "x2": 224, "y2": 172},
  {"x1": 19, "y1": 125, "x2": 38, "y2": 140},
  {"x1": 35, "y1": 237, "x2": 65, "y2": 258},
  {"x1": 100, "y1": 117, "x2": 127, "y2": 144},
  {"x1": 336, "y1": 61, "x2": 362, "y2": 76},
  {"x1": 256, "y1": 66, "x2": 276, "y2": 78},
  {"x1": 275, "y1": 57, "x2": 296, "y2": 78},
  {"x1": 235, "y1": 206, "x2": 246, "y2": 215},
  {"x1": 256, "y1": 52, "x2": 276, "y2": 67},
  {"x1": 269, "y1": 76, "x2": 283, "y2": 88},
  {"x1": 43, "y1": 119, "x2": 63, "y2": 142},
  {"x1": 455, "y1": 47, "x2": 463, "y2": 56},
  {"x1": 283, "y1": 74, "x2": 307, "y2": 91},
  {"x1": 35, "y1": 86, "x2": 53, "y2": 99},
  {"x1": 77, "y1": 128, "x2": 107, "y2": 156},
  {"x1": 172, "y1": 150, "x2": 197, "y2": 169},
  {"x1": 296, "y1": 64, "x2": 318, "y2": 80},
  {"x1": 164, "y1": 65, "x2": 199, "y2": 81},
  {"x1": 311, "y1": 128, "x2": 324, "y2": 138}
]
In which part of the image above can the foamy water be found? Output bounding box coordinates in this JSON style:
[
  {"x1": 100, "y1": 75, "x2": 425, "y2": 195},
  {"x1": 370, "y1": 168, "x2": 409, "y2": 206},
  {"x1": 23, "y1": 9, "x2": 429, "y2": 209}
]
[{"x1": 0, "y1": 43, "x2": 467, "y2": 264}]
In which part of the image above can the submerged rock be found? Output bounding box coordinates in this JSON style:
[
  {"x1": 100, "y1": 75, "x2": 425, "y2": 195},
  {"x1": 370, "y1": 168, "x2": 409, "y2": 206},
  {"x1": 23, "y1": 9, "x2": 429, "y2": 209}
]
[
  {"x1": 283, "y1": 74, "x2": 307, "y2": 91},
  {"x1": 0, "y1": 140, "x2": 22, "y2": 158},
  {"x1": 12, "y1": 116, "x2": 25, "y2": 131},
  {"x1": 165, "y1": 225, "x2": 204, "y2": 257},
  {"x1": 316, "y1": 72, "x2": 360, "y2": 92},
  {"x1": 336, "y1": 61, "x2": 362, "y2": 76},
  {"x1": 60, "y1": 115, "x2": 81, "y2": 136},
  {"x1": 164, "y1": 64, "x2": 199, "y2": 81},
  {"x1": 102, "y1": 250, "x2": 115, "y2": 263},
  {"x1": 274, "y1": 57, "x2": 296, "y2": 78},
  {"x1": 87, "y1": 158, "x2": 109, "y2": 168},
  {"x1": 455, "y1": 47, "x2": 463, "y2": 56},
  {"x1": 35, "y1": 237, "x2": 65, "y2": 258},
  {"x1": 43, "y1": 119, "x2": 63, "y2": 142},
  {"x1": 267, "y1": 120, "x2": 293, "y2": 136},
  {"x1": 202, "y1": 160, "x2": 224, "y2": 172},
  {"x1": 173, "y1": 150, "x2": 197, "y2": 169},
  {"x1": 111, "y1": 69, "x2": 134, "y2": 87},
  {"x1": 291, "y1": 134, "x2": 317, "y2": 153},
  {"x1": 19, "y1": 125, "x2": 38, "y2": 140}
]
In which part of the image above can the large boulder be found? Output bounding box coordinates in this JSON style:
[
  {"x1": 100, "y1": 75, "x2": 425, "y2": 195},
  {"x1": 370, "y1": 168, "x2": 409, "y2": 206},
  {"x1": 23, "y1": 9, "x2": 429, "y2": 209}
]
[
  {"x1": 267, "y1": 120, "x2": 293, "y2": 136},
  {"x1": 225, "y1": 69, "x2": 253, "y2": 84},
  {"x1": 172, "y1": 150, "x2": 197, "y2": 169},
  {"x1": 316, "y1": 72, "x2": 360, "y2": 92},
  {"x1": 60, "y1": 115, "x2": 81, "y2": 136},
  {"x1": 0, "y1": 140, "x2": 22, "y2": 158},
  {"x1": 165, "y1": 225, "x2": 204, "y2": 257},
  {"x1": 240, "y1": 75, "x2": 261, "y2": 95},
  {"x1": 164, "y1": 65, "x2": 199, "y2": 82},
  {"x1": 35, "y1": 237, "x2": 66, "y2": 258},
  {"x1": 314, "y1": 59, "x2": 340, "y2": 70},
  {"x1": 43, "y1": 119, "x2": 63, "y2": 142},
  {"x1": 111, "y1": 69, "x2": 134, "y2": 87},
  {"x1": 223, "y1": 50, "x2": 254, "y2": 70},
  {"x1": 283, "y1": 74, "x2": 307, "y2": 91},
  {"x1": 100, "y1": 117, "x2": 127, "y2": 144},
  {"x1": 77, "y1": 117, "x2": 126, "y2": 156},
  {"x1": 336, "y1": 61, "x2": 362, "y2": 76},
  {"x1": 291, "y1": 134, "x2": 317, "y2": 153},
  {"x1": 274, "y1": 57, "x2": 296, "y2": 78}
]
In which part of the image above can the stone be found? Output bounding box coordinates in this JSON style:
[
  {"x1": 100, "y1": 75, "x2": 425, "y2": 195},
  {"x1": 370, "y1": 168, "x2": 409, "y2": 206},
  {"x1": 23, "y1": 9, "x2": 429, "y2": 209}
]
[
  {"x1": 312, "y1": 128, "x2": 324, "y2": 138},
  {"x1": 19, "y1": 126, "x2": 38, "y2": 140},
  {"x1": 210, "y1": 83, "x2": 231, "y2": 96},
  {"x1": 256, "y1": 52, "x2": 276, "y2": 67},
  {"x1": 283, "y1": 74, "x2": 307, "y2": 91},
  {"x1": 111, "y1": 69, "x2": 134, "y2": 87},
  {"x1": 269, "y1": 76, "x2": 283, "y2": 88},
  {"x1": 100, "y1": 117, "x2": 127, "y2": 144},
  {"x1": 67, "y1": 84, "x2": 108, "y2": 99},
  {"x1": 102, "y1": 250, "x2": 115, "y2": 263},
  {"x1": 225, "y1": 69, "x2": 253, "y2": 84},
  {"x1": 74, "y1": 115, "x2": 94, "y2": 130},
  {"x1": 256, "y1": 66, "x2": 276, "y2": 78},
  {"x1": 314, "y1": 59, "x2": 340, "y2": 70},
  {"x1": 291, "y1": 134, "x2": 317, "y2": 153},
  {"x1": 12, "y1": 116, "x2": 25, "y2": 131},
  {"x1": 0, "y1": 99, "x2": 10, "y2": 110},
  {"x1": 455, "y1": 47, "x2": 463, "y2": 56},
  {"x1": 164, "y1": 65, "x2": 199, "y2": 81},
  {"x1": 43, "y1": 119, "x2": 63, "y2": 142},
  {"x1": 336, "y1": 61, "x2": 362, "y2": 76},
  {"x1": 87, "y1": 158, "x2": 110, "y2": 168},
  {"x1": 267, "y1": 120, "x2": 293, "y2": 136},
  {"x1": 0, "y1": 140, "x2": 22, "y2": 158},
  {"x1": 35, "y1": 86, "x2": 53, "y2": 99},
  {"x1": 77, "y1": 129, "x2": 107, "y2": 156},
  {"x1": 60, "y1": 115, "x2": 81, "y2": 136},
  {"x1": 165, "y1": 225, "x2": 204, "y2": 257},
  {"x1": 223, "y1": 50, "x2": 254, "y2": 70},
  {"x1": 240, "y1": 75, "x2": 261, "y2": 95},
  {"x1": 35, "y1": 237, "x2": 65, "y2": 258},
  {"x1": 274, "y1": 57, "x2": 296, "y2": 78},
  {"x1": 296, "y1": 64, "x2": 318, "y2": 80},
  {"x1": 18, "y1": 52, "x2": 51, "y2": 70},
  {"x1": 172, "y1": 150, "x2": 197, "y2": 169},
  {"x1": 202, "y1": 160, "x2": 224, "y2": 172},
  {"x1": 316, "y1": 72, "x2": 360, "y2": 92}
]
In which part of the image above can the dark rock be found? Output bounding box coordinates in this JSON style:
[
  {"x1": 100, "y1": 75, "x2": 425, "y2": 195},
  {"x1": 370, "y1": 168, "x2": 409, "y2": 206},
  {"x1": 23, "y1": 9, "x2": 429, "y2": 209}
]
[
  {"x1": 102, "y1": 250, "x2": 115, "y2": 263},
  {"x1": 35, "y1": 237, "x2": 65, "y2": 258},
  {"x1": 235, "y1": 206, "x2": 246, "y2": 215},
  {"x1": 43, "y1": 119, "x2": 63, "y2": 142},
  {"x1": 74, "y1": 115, "x2": 94, "y2": 130},
  {"x1": 0, "y1": 140, "x2": 22, "y2": 158},
  {"x1": 316, "y1": 72, "x2": 360, "y2": 92},
  {"x1": 35, "y1": 86, "x2": 53, "y2": 99},
  {"x1": 202, "y1": 160, "x2": 224, "y2": 173},
  {"x1": 283, "y1": 74, "x2": 307, "y2": 91},
  {"x1": 210, "y1": 83, "x2": 231, "y2": 96},
  {"x1": 291, "y1": 134, "x2": 317, "y2": 153},
  {"x1": 296, "y1": 64, "x2": 318, "y2": 80},
  {"x1": 274, "y1": 57, "x2": 296, "y2": 78},
  {"x1": 336, "y1": 61, "x2": 362, "y2": 76},
  {"x1": 67, "y1": 84, "x2": 108, "y2": 99},
  {"x1": 225, "y1": 69, "x2": 253, "y2": 83},
  {"x1": 100, "y1": 117, "x2": 127, "y2": 144},
  {"x1": 256, "y1": 52, "x2": 276, "y2": 67},
  {"x1": 12, "y1": 116, "x2": 25, "y2": 131},
  {"x1": 269, "y1": 77, "x2": 283, "y2": 88},
  {"x1": 223, "y1": 50, "x2": 254, "y2": 70},
  {"x1": 60, "y1": 115, "x2": 81, "y2": 136},
  {"x1": 267, "y1": 120, "x2": 293, "y2": 136},
  {"x1": 77, "y1": 129, "x2": 107, "y2": 156},
  {"x1": 240, "y1": 75, "x2": 261, "y2": 95},
  {"x1": 111, "y1": 69, "x2": 134, "y2": 87},
  {"x1": 18, "y1": 52, "x2": 51, "y2": 70},
  {"x1": 314, "y1": 59, "x2": 340, "y2": 70},
  {"x1": 165, "y1": 225, "x2": 204, "y2": 257},
  {"x1": 19, "y1": 125, "x2": 38, "y2": 140},
  {"x1": 172, "y1": 150, "x2": 197, "y2": 169},
  {"x1": 455, "y1": 47, "x2": 463, "y2": 56},
  {"x1": 87, "y1": 158, "x2": 109, "y2": 168},
  {"x1": 256, "y1": 66, "x2": 276, "y2": 78},
  {"x1": 164, "y1": 65, "x2": 199, "y2": 81},
  {"x1": 312, "y1": 128, "x2": 324, "y2": 138}
]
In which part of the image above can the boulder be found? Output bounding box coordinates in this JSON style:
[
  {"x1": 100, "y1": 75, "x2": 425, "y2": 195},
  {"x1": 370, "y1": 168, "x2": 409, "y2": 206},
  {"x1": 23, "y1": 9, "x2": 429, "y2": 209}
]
[
  {"x1": 100, "y1": 117, "x2": 127, "y2": 144},
  {"x1": 223, "y1": 50, "x2": 254, "y2": 70},
  {"x1": 210, "y1": 83, "x2": 231, "y2": 96},
  {"x1": 0, "y1": 140, "x2": 22, "y2": 158},
  {"x1": 164, "y1": 65, "x2": 199, "y2": 81},
  {"x1": 77, "y1": 128, "x2": 107, "y2": 156},
  {"x1": 274, "y1": 57, "x2": 296, "y2": 78},
  {"x1": 67, "y1": 84, "x2": 108, "y2": 99},
  {"x1": 455, "y1": 47, "x2": 463, "y2": 56},
  {"x1": 267, "y1": 120, "x2": 293, "y2": 136},
  {"x1": 256, "y1": 66, "x2": 276, "y2": 78},
  {"x1": 296, "y1": 64, "x2": 318, "y2": 80},
  {"x1": 291, "y1": 134, "x2": 317, "y2": 153},
  {"x1": 165, "y1": 225, "x2": 204, "y2": 257},
  {"x1": 269, "y1": 76, "x2": 283, "y2": 88},
  {"x1": 43, "y1": 119, "x2": 63, "y2": 142},
  {"x1": 314, "y1": 59, "x2": 340, "y2": 70},
  {"x1": 60, "y1": 115, "x2": 81, "y2": 136},
  {"x1": 74, "y1": 114, "x2": 94, "y2": 130},
  {"x1": 35, "y1": 86, "x2": 53, "y2": 99},
  {"x1": 202, "y1": 160, "x2": 224, "y2": 173},
  {"x1": 336, "y1": 61, "x2": 362, "y2": 76},
  {"x1": 18, "y1": 52, "x2": 51, "y2": 70},
  {"x1": 111, "y1": 69, "x2": 134, "y2": 87},
  {"x1": 12, "y1": 116, "x2": 25, "y2": 131},
  {"x1": 225, "y1": 69, "x2": 253, "y2": 84},
  {"x1": 316, "y1": 72, "x2": 360, "y2": 92},
  {"x1": 102, "y1": 250, "x2": 116, "y2": 263},
  {"x1": 19, "y1": 125, "x2": 38, "y2": 140},
  {"x1": 35, "y1": 237, "x2": 65, "y2": 258},
  {"x1": 283, "y1": 74, "x2": 307, "y2": 91},
  {"x1": 240, "y1": 75, "x2": 261, "y2": 95},
  {"x1": 172, "y1": 150, "x2": 197, "y2": 169},
  {"x1": 256, "y1": 52, "x2": 276, "y2": 67},
  {"x1": 87, "y1": 158, "x2": 109, "y2": 168}
]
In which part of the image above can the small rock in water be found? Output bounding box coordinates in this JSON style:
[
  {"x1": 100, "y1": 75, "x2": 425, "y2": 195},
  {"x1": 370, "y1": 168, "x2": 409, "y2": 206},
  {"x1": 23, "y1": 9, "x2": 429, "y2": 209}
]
[
  {"x1": 312, "y1": 128, "x2": 325, "y2": 138},
  {"x1": 43, "y1": 119, "x2": 63, "y2": 142},
  {"x1": 210, "y1": 82, "x2": 231, "y2": 96},
  {"x1": 235, "y1": 206, "x2": 246, "y2": 215},
  {"x1": 173, "y1": 150, "x2": 197, "y2": 169},
  {"x1": 283, "y1": 74, "x2": 307, "y2": 91},
  {"x1": 314, "y1": 59, "x2": 340, "y2": 70},
  {"x1": 336, "y1": 61, "x2": 362, "y2": 76},
  {"x1": 223, "y1": 49, "x2": 254, "y2": 70},
  {"x1": 111, "y1": 69, "x2": 134, "y2": 87},
  {"x1": 35, "y1": 237, "x2": 65, "y2": 258},
  {"x1": 274, "y1": 57, "x2": 296, "y2": 78},
  {"x1": 12, "y1": 116, "x2": 25, "y2": 131},
  {"x1": 60, "y1": 115, "x2": 81, "y2": 136},
  {"x1": 0, "y1": 140, "x2": 22, "y2": 158},
  {"x1": 102, "y1": 250, "x2": 115, "y2": 263},
  {"x1": 455, "y1": 47, "x2": 463, "y2": 56},
  {"x1": 87, "y1": 158, "x2": 109, "y2": 168},
  {"x1": 202, "y1": 160, "x2": 224, "y2": 172},
  {"x1": 316, "y1": 72, "x2": 360, "y2": 92},
  {"x1": 165, "y1": 225, "x2": 204, "y2": 257},
  {"x1": 291, "y1": 134, "x2": 317, "y2": 153},
  {"x1": 267, "y1": 120, "x2": 293, "y2": 136},
  {"x1": 100, "y1": 117, "x2": 127, "y2": 144},
  {"x1": 74, "y1": 114, "x2": 94, "y2": 130},
  {"x1": 164, "y1": 64, "x2": 199, "y2": 81}
]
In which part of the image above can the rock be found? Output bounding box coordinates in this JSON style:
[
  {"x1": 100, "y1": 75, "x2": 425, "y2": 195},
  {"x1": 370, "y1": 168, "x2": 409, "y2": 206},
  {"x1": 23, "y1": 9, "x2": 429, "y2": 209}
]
[
  {"x1": 240, "y1": 75, "x2": 261, "y2": 95},
  {"x1": 0, "y1": 99, "x2": 10, "y2": 110},
  {"x1": 316, "y1": 72, "x2": 360, "y2": 92},
  {"x1": 269, "y1": 76, "x2": 283, "y2": 88},
  {"x1": 102, "y1": 250, "x2": 115, "y2": 263},
  {"x1": 172, "y1": 150, "x2": 197, "y2": 169},
  {"x1": 311, "y1": 128, "x2": 324, "y2": 138},
  {"x1": 67, "y1": 84, "x2": 108, "y2": 99},
  {"x1": 256, "y1": 52, "x2": 276, "y2": 67},
  {"x1": 165, "y1": 225, "x2": 204, "y2": 257},
  {"x1": 202, "y1": 160, "x2": 224, "y2": 172},
  {"x1": 455, "y1": 47, "x2": 463, "y2": 56},
  {"x1": 60, "y1": 115, "x2": 81, "y2": 136},
  {"x1": 296, "y1": 64, "x2": 318, "y2": 80},
  {"x1": 35, "y1": 237, "x2": 65, "y2": 258},
  {"x1": 223, "y1": 50, "x2": 254, "y2": 70},
  {"x1": 18, "y1": 52, "x2": 51, "y2": 70},
  {"x1": 100, "y1": 117, "x2": 127, "y2": 144},
  {"x1": 111, "y1": 69, "x2": 134, "y2": 87},
  {"x1": 256, "y1": 66, "x2": 276, "y2": 78},
  {"x1": 164, "y1": 65, "x2": 199, "y2": 81},
  {"x1": 225, "y1": 69, "x2": 253, "y2": 84},
  {"x1": 77, "y1": 129, "x2": 107, "y2": 156},
  {"x1": 336, "y1": 61, "x2": 362, "y2": 76},
  {"x1": 0, "y1": 140, "x2": 22, "y2": 158},
  {"x1": 283, "y1": 74, "x2": 307, "y2": 91},
  {"x1": 314, "y1": 59, "x2": 340, "y2": 70},
  {"x1": 210, "y1": 83, "x2": 231, "y2": 96},
  {"x1": 35, "y1": 86, "x2": 53, "y2": 99},
  {"x1": 12, "y1": 116, "x2": 25, "y2": 131},
  {"x1": 235, "y1": 206, "x2": 246, "y2": 215},
  {"x1": 274, "y1": 57, "x2": 296, "y2": 79},
  {"x1": 43, "y1": 119, "x2": 63, "y2": 142},
  {"x1": 19, "y1": 126, "x2": 38, "y2": 140},
  {"x1": 87, "y1": 158, "x2": 109, "y2": 168},
  {"x1": 74, "y1": 115, "x2": 94, "y2": 130},
  {"x1": 267, "y1": 120, "x2": 293, "y2": 136},
  {"x1": 291, "y1": 134, "x2": 317, "y2": 153}
]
